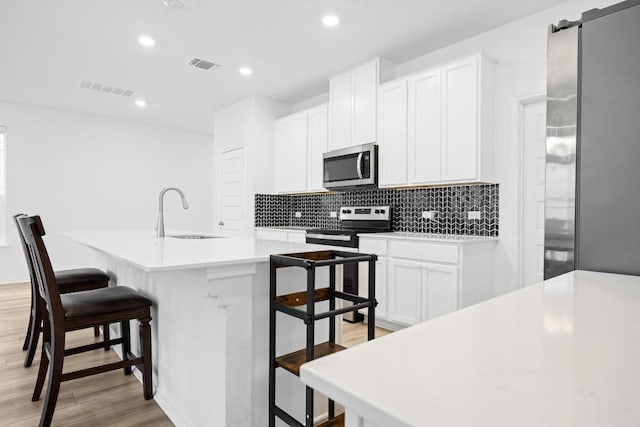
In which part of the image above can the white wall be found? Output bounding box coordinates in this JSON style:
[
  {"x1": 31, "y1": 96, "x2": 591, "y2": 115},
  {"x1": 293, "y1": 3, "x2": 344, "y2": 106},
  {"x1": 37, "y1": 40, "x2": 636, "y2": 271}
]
[
  {"x1": 212, "y1": 96, "x2": 290, "y2": 236},
  {"x1": 0, "y1": 101, "x2": 214, "y2": 284},
  {"x1": 392, "y1": 0, "x2": 617, "y2": 295}
]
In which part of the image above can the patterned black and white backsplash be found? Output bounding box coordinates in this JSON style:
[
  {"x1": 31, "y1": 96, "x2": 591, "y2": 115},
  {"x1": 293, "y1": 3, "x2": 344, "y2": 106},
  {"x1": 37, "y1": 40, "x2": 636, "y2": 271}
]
[{"x1": 255, "y1": 184, "x2": 499, "y2": 236}]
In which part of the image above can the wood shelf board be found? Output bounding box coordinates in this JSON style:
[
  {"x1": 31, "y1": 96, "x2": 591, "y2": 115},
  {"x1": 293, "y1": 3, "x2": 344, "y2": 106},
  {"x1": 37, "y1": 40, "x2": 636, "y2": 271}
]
[
  {"x1": 275, "y1": 342, "x2": 346, "y2": 376},
  {"x1": 317, "y1": 413, "x2": 345, "y2": 427},
  {"x1": 275, "y1": 287, "x2": 331, "y2": 307}
]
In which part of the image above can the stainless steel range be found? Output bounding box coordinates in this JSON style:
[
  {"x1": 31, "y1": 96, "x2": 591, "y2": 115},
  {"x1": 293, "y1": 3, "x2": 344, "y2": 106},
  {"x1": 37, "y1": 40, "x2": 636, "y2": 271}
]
[{"x1": 305, "y1": 206, "x2": 391, "y2": 322}]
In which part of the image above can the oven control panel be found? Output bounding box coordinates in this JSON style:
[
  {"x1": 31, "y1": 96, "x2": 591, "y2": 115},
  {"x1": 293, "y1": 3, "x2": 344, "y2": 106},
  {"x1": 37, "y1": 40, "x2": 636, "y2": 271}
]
[{"x1": 339, "y1": 206, "x2": 390, "y2": 221}]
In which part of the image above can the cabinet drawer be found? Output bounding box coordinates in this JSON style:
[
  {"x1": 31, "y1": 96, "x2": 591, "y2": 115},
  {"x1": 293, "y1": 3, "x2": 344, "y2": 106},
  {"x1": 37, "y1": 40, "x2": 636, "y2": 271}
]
[
  {"x1": 359, "y1": 238, "x2": 388, "y2": 256},
  {"x1": 389, "y1": 240, "x2": 459, "y2": 264}
]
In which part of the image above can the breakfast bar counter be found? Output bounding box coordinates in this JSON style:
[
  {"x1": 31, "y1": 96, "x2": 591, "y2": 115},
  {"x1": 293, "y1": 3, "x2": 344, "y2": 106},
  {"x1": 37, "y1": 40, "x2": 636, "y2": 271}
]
[
  {"x1": 65, "y1": 229, "x2": 331, "y2": 427},
  {"x1": 300, "y1": 270, "x2": 640, "y2": 427}
]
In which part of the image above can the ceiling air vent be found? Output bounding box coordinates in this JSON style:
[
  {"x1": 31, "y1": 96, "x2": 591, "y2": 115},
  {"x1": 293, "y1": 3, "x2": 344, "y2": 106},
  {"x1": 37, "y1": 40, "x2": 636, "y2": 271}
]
[
  {"x1": 80, "y1": 81, "x2": 135, "y2": 97},
  {"x1": 188, "y1": 58, "x2": 220, "y2": 71}
]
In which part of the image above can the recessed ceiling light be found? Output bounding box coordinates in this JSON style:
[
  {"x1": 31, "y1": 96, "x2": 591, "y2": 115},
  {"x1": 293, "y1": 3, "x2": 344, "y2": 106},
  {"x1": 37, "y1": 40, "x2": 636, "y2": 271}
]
[
  {"x1": 322, "y1": 15, "x2": 340, "y2": 27},
  {"x1": 135, "y1": 99, "x2": 147, "y2": 108},
  {"x1": 138, "y1": 35, "x2": 156, "y2": 48},
  {"x1": 239, "y1": 67, "x2": 253, "y2": 77}
]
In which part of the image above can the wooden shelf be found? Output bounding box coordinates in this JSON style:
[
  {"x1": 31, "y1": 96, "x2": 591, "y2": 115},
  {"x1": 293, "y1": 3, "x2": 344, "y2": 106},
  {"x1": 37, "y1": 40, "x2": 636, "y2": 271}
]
[
  {"x1": 275, "y1": 342, "x2": 346, "y2": 376},
  {"x1": 317, "y1": 413, "x2": 345, "y2": 427},
  {"x1": 275, "y1": 287, "x2": 331, "y2": 307}
]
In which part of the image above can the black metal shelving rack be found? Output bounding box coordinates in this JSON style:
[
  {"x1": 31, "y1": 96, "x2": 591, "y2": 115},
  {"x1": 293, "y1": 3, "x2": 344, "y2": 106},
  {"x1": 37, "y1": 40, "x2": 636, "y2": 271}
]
[{"x1": 269, "y1": 250, "x2": 377, "y2": 427}]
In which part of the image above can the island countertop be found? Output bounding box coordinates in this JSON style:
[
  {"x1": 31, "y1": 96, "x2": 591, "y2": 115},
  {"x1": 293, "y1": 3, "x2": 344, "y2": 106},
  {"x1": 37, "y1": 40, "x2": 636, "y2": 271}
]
[
  {"x1": 63, "y1": 229, "x2": 330, "y2": 272},
  {"x1": 300, "y1": 270, "x2": 640, "y2": 427}
]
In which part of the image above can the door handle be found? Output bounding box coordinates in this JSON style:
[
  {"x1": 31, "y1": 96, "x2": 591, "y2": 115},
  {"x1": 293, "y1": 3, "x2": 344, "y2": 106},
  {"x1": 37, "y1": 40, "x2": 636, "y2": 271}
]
[
  {"x1": 218, "y1": 221, "x2": 224, "y2": 226},
  {"x1": 356, "y1": 153, "x2": 363, "y2": 179}
]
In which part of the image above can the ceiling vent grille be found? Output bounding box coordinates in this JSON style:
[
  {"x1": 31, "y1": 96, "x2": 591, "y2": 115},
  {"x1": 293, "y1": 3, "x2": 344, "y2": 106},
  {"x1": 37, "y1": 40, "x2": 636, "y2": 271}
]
[
  {"x1": 188, "y1": 58, "x2": 220, "y2": 71},
  {"x1": 79, "y1": 80, "x2": 135, "y2": 97}
]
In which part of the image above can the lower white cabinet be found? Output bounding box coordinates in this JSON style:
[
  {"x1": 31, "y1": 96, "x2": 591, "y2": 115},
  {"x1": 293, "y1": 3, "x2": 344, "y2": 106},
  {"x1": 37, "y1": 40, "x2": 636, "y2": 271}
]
[
  {"x1": 387, "y1": 259, "x2": 458, "y2": 326},
  {"x1": 360, "y1": 236, "x2": 495, "y2": 330}
]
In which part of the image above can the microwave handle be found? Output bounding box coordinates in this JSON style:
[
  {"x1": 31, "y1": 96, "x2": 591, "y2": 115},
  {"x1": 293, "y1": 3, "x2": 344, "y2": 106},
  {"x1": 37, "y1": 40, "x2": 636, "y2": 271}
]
[{"x1": 356, "y1": 153, "x2": 363, "y2": 179}]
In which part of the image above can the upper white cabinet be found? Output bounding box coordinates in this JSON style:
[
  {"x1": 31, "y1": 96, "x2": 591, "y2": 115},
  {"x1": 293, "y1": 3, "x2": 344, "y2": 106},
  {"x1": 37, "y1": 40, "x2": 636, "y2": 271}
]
[
  {"x1": 306, "y1": 105, "x2": 328, "y2": 192},
  {"x1": 274, "y1": 104, "x2": 328, "y2": 194},
  {"x1": 274, "y1": 111, "x2": 308, "y2": 193},
  {"x1": 378, "y1": 80, "x2": 408, "y2": 186},
  {"x1": 329, "y1": 58, "x2": 396, "y2": 151},
  {"x1": 378, "y1": 53, "x2": 496, "y2": 187},
  {"x1": 408, "y1": 67, "x2": 442, "y2": 184}
]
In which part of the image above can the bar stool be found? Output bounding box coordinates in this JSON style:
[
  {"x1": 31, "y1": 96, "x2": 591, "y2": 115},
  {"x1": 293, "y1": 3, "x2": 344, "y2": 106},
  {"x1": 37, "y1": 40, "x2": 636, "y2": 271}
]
[
  {"x1": 14, "y1": 214, "x2": 111, "y2": 368},
  {"x1": 18, "y1": 215, "x2": 154, "y2": 427}
]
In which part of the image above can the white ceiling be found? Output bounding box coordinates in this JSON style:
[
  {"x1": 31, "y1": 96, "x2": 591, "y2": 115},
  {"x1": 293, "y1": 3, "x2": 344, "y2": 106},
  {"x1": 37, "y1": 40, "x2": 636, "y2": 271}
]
[{"x1": 0, "y1": 0, "x2": 567, "y2": 134}]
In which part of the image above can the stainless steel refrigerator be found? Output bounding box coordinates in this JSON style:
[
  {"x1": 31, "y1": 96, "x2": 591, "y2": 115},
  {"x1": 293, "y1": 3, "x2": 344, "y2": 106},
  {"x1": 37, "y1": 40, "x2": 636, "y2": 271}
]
[{"x1": 545, "y1": 0, "x2": 640, "y2": 279}]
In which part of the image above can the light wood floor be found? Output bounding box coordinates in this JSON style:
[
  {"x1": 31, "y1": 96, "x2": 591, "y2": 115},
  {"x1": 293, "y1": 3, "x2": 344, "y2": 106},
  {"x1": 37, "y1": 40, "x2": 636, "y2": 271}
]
[
  {"x1": 0, "y1": 282, "x2": 391, "y2": 426},
  {"x1": 0, "y1": 282, "x2": 173, "y2": 427}
]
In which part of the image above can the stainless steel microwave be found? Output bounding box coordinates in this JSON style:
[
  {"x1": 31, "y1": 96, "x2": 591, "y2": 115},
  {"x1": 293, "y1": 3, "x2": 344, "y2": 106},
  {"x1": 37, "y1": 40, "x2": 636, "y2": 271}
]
[{"x1": 323, "y1": 143, "x2": 378, "y2": 191}]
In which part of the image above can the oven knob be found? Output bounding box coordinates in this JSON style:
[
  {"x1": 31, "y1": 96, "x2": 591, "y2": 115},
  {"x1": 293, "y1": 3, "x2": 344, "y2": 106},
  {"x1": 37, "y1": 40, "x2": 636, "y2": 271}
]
[
  {"x1": 342, "y1": 209, "x2": 350, "y2": 214},
  {"x1": 375, "y1": 209, "x2": 380, "y2": 214},
  {"x1": 380, "y1": 209, "x2": 385, "y2": 214}
]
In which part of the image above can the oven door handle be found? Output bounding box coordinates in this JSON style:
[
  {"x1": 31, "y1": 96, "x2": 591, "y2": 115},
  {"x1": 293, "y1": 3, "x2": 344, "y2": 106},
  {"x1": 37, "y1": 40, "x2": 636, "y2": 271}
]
[
  {"x1": 306, "y1": 233, "x2": 352, "y2": 242},
  {"x1": 356, "y1": 153, "x2": 363, "y2": 179}
]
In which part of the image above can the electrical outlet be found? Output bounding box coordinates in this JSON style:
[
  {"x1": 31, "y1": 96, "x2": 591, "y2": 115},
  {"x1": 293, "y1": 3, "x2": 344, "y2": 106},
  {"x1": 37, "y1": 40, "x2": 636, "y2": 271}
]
[
  {"x1": 294, "y1": 212, "x2": 302, "y2": 218},
  {"x1": 468, "y1": 211, "x2": 482, "y2": 220},
  {"x1": 330, "y1": 211, "x2": 338, "y2": 218},
  {"x1": 421, "y1": 211, "x2": 436, "y2": 220}
]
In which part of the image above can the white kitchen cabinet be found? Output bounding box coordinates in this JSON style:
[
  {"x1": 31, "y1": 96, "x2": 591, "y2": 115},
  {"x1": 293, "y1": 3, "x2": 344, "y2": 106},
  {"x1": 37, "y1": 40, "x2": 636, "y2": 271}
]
[
  {"x1": 376, "y1": 52, "x2": 496, "y2": 187},
  {"x1": 274, "y1": 111, "x2": 308, "y2": 193},
  {"x1": 306, "y1": 104, "x2": 328, "y2": 192},
  {"x1": 360, "y1": 235, "x2": 495, "y2": 330},
  {"x1": 407, "y1": 67, "x2": 442, "y2": 184},
  {"x1": 273, "y1": 104, "x2": 328, "y2": 194},
  {"x1": 388, "y1": 258, "x2": 423, "y2": 326},
  {"x1": 378, "y1": 80, "x2": 408, "y2": 187},
  {"x1": 329, "y1": 58, "x2": 396, "y2": 151}
]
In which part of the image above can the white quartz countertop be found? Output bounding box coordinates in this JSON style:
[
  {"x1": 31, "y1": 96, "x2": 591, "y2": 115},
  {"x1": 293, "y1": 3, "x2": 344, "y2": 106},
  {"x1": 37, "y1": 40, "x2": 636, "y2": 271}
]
[
  {"x1": 64, "y1": 229, "x2": 330, "y2": 272},
  {"x1": 357, "y1": 231, "x2": 498, "y2": 243},
  {"x1": 300, "y1": 270, "x2": 640, "y2": 427}
]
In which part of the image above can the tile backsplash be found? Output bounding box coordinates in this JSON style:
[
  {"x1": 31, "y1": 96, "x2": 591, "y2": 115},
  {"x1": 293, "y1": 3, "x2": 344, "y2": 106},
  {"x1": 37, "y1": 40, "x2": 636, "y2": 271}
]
[{"x1": 255, "y1": 184, "x2": 499, "y2": 236}]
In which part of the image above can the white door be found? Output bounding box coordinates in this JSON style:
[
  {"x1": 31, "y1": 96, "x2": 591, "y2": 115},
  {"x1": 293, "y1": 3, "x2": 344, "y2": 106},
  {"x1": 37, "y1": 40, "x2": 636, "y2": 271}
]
[
  {"x1": 408, "y1": 68, "x2": 442, "y2": 184},
  {"x1": 423, "y1": 263, "x2": 458, "y2": 320},
  {"x1": 522, "y1": 99, "x2": 547, "y2": 286},
  {"x1": 219, "y1": 148, "x2": 245, "y2": 236},
  {"x1": 329, "y1": 72, "x2": 353, "y2": 151},
  {"x1": 378, "y1": 80, "x2": 408, "y2": 187},
  {"x1": 307, "y1": 105, "x2": 328, "y2": 191},
  {"x1": 441, "y1": 57, "x2": 478, "y2": 181},
  {"x1": 388, "y1": 258, "x2": 423, "y2": 326},
  {"x1": 352, "y1": 61, "x2": 378, "y2": 145}
]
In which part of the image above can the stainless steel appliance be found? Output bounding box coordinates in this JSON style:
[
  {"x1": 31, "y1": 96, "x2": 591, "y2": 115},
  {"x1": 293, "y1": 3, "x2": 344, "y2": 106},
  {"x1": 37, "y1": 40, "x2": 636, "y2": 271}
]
[
  {"x1": 545, "y1": 0, "x2": 640, "y2": 279},
  {"x1": 323, "y1": 143, "x2": 378, "y2": 191},
  {"x1": 306, "y1": 206, "x2": 391, "y2": 321}
]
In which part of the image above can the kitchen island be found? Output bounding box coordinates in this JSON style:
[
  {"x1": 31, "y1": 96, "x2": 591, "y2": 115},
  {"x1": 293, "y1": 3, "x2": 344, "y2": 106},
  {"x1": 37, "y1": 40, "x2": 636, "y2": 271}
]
[
  {"x1": 300, "y1": 270, "x2": 640, "y2": 426},
  {"x1": 64, "y1": 229, "x2": 332, "y2": 427}
]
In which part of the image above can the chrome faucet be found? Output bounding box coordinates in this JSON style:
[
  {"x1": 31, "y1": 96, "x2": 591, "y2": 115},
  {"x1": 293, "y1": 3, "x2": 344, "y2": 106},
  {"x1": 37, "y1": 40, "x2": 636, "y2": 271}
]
[{"x1": 156, "y1": 187, "x2": 190, "y2": 238}]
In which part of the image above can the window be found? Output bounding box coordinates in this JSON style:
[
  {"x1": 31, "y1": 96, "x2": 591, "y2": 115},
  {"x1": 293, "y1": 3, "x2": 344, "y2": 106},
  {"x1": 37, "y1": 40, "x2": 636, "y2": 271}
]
[{"x1": 0, "y1": 126, "x2": 6, "y2": 245}]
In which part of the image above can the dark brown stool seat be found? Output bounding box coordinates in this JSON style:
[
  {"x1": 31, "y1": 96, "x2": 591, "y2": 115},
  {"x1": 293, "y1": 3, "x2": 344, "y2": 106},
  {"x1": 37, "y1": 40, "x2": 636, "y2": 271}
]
[
  {"x1": 18, "y1": 215, "x2": 153, "y2": 427},
  {"x1": 62, "y1": 287, "x2": 152, "y2": 319},
  {"x1": 14, "y1": 214, "x2": 112, "y2": 368},
  {"x1": 56, "y1": 268, "x2": 111, "y2": 293}
]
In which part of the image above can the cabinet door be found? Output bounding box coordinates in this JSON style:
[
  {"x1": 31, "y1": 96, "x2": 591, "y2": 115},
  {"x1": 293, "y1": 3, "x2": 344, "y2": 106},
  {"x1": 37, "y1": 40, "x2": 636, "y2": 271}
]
[
  {"x1": 352, "y1": 61, "x2": 378, "y2": 145},
  {"x1": 442, "y1": 57, "x2": 479, "y2": 181},
  {"x1": 329, "y1": 72, "x2": 353, "y2": 151},
  {"x1": 307, "y1": 104, "x2": 328, "y2": 191},
  {"x1": 378, "y1": 80, "x2": 408, "y2": 187},
  {"x1": 388, "y1": 258, "x2": 422, "y2": 326},
  {"x1": 274, "y1": 113, "x2": 308, "y2": 193},
  {"x1": 408, "y1": 69, "x2": 442, "y2": 184},
  {"x1": 423, "y1": 263, "x2": 458, "y2": 321}
]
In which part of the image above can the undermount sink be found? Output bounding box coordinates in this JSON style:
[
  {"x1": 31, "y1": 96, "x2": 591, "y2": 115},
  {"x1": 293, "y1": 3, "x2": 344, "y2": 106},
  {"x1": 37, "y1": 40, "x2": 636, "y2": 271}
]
[{"x1": 167, "y1": 234, "x2": 224, "y2": 240}]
